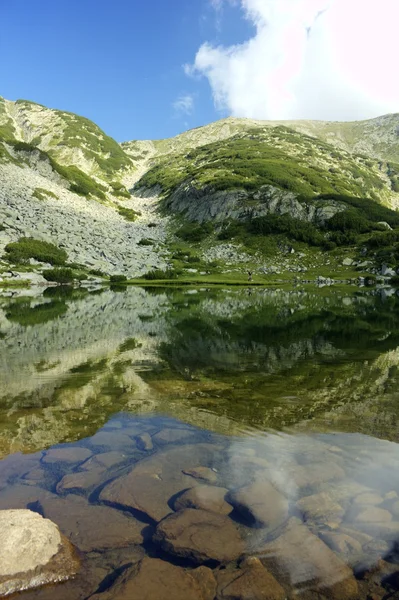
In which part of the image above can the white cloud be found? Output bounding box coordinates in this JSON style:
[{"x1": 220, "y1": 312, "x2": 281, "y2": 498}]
[
  {"x1": 173, "y1": 93, "x2": 194, "y2": 116},
  {"x1": 189, "y1": 0, "x2": 399, "y2": 121}
]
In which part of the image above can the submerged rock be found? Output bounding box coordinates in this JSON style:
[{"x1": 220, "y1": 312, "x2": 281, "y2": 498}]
[
  {"x1": 90, "y1": 557, "x2": 215, "y2": 600},
  {"x1": 152, "y1": 428, "x2": 195, "y2": 444},
  {"x1": 42, "y1": 447, "x2": 92, "y2": 465},
  {"x1": 0, "y1": 509, "x2": 79, "y2": 596},
  {"x1": 296, "y1": 491, "x2": 345, "y2": 526},
  {"x1": 228, "y1": 480, "x2": 288, "y2": 529},
  {"x1": 182, "y1": 466, "x2": 218, "y2": 483},
  {"x1": 259, "y1": 517, "x2": 358, "y2": 599},
  {"x1": 135, "y1": 433, "x2": 153, "y2": 451},
  {"x1": 99, "y1": 443, "x2": 220, "y2": 522},
  {"x1": 153, "y1": 508, "x2": 244, "y2": 564},
  {"x1": 39, "y1": 494, "x2": 145, "y2": 552},
  {"x1": 174, "y1": 485, "x2": 232, "y2": 515},
  {"x1": 216, "y1": 557, "x2": 285, "y2": 600}
]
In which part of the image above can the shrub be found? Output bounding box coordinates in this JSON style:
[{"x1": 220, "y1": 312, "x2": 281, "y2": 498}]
[
  {"x1": 4, "y1": 238, "x2": 67, "y2": 265},
  {"x1": 176, "y1": 222, "x2": 213, "y2": 243},
  {"x1": 247, "y1": 214, "x2": 324, "y2": 246},
  {"x1": 326, "y1": 210, "x2": 371, "y2": 234},
  {"x1": 118, "y1": 207, "x2": 140, "y2": 222},
  {"x1": 32, "y1": 187, "x2": 58, "y2": 201},
  {"x1": 89, "y1": 268, "x2": 106, "y2": 277},
  {"x1": 110, "y1": 274, "x2": 127, "y2": 283},
  {"x1": 143, "y1": 269, "x2": 179, "y2": 280},
  {"x1": 138, "y1": 238, "x2": 154, "y2": 246},
  {"x1": 42, "y1": 267, "x2": 76, "y2": 283}
]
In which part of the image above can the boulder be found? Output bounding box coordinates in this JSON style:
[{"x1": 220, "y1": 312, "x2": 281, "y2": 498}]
[
  {"x1": 0, "y1": 509, "x2": 79, "y2": 596},
  {"x1": 354, "y1": 507, "x2": 392, "y2": 523},
  {"x1": 153, "y1": 508, "x2": 244, "y2": 564},
  {"x1": 56, "y1": 467, "x2": 105, "y2": 494},
  {"x1": 228, "y1": 480, "x2": 288, "y2": 529},
  {"x1": 174, "y1": 485, "x2": 232, "y2": 515},
  {"x1": 100, "y1": 443, "x2": 219, "y2": 522},
  {"x1": 135, "y1": 433, "x2": 153, "y2": 451},
  {"x1": 89, "y1": 557, "x2": 214, "y2": 600},
  {"x1": 216, "y1": 557, "x2": 285, "y2": 600},
  {"x1": 80, "y1": 451, "x2": 128, "y2": 470},
  {"x1": 353, "y1": 492, "x2": 384, "y2": 506},
  {"x1": 152, "y1": 428, "x2": 195, "y2": 444},
  {"x1": 259, "y1": 517, "x2": 358, "y2": 599},
  {"x1": 296, "y1": 491, "x2": 345, "y2": 526}
]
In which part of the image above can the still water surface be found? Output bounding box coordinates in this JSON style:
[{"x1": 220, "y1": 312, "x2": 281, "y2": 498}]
[{"x1": 0, "y1": 285, "x2": 399, "y2": 599}]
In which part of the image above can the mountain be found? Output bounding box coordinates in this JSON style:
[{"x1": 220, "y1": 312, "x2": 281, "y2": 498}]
[{"x1": 0, "y1": 95, "x2": 399, "y2": 283}]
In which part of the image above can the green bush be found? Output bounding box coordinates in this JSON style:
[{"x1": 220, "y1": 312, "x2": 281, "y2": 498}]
[
  {"x1": 143, "y1": 269, "x2": 179, "y2": 280},
  {"x1": 5, "y1": 238, "x2": 67, "y2": 265},
  {"x1": 118, "y1": 207, "x2": 140, "y2": 222},
  {"x1": 176, "y1": 222, "x2": 213, "y2": 243},
  {"x1": 110, "y1": 274, "x2": 127, "y2": 283},
  {"x1": 49, "y1": 158, "x2": 106, "y2": 200},
  {"x1": 42, "y1": 267, "x2": 77, "y2": 283},
  {"x1": 326, "y1": 210, "x2": 371, "y2": 234},
  {"x1": 247, "y1": 214, "x2": 324, "y2": 246},
  {"x1": 138, "y1": 238, "x2": 154, "y2": 246}
]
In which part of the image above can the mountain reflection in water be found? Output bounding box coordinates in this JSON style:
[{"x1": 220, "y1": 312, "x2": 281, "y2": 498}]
[{"x1": 0, "y1": 285, "x2": 398, "y2": 598}]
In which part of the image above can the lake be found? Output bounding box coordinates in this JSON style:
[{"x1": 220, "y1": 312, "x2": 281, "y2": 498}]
[{"x1": 0, "y1": 284, "x2": 398, "y2": 599}]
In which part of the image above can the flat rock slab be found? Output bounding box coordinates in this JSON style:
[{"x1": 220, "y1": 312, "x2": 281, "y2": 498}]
[
  {"x1": 42, "y1": 447, "x2": 92, "y2": 465},
  {"x1": 296, "y1": 491, "x2": 345, "y2": 525},
  {"x1": 0, "y1": 453, "x2": 43, "y2": 490},
  {"x1": 100, "y1": 443, "x2": 220, "y2": 522},
  {"x1": 80, "y1": 451, "x2": 128, "y2": 471},
  {"x1": 0, "y1": 509, "x2": 79, "y2": 596},
  {"x1": 56, "y1": 467, "x2": 106, "y2": 494},
  {"x1": 228, "y1": 480, "x2": 288, "y2": 529},
  {"x1": 182, "y1": 467, "x2": 217, "y2": 483},
  {"x1": 88, "y1": 431, "x2": 134, "y2": 449},
  {"x1": 216, "y1": 557, "x2": 285, "y2": 600},
  {"x1": 90, "y1": 557, "x2": 214, "y2": 600},
  {"x1": 174, "y1": 485, "x2": 232, "y2": 515},
  {"x1": 260, "y1": 517, "x2": 358, "y2": 600},
  {"x1": 39, "y1": 494, "x2": 145, "y2": 552},
  {"x1": 153, "y1": 508, "x2": 244, "y2": 564},
  {"x1": 152, "y1": 428, "x2": 195, "y2": 444}
]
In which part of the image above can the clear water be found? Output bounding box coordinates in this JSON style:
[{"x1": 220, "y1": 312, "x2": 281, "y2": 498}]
[{"x1": 0, "y1": 285, "x2": 398, "y2": 599}]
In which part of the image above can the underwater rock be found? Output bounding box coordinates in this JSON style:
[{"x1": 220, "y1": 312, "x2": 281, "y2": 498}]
[
  {"x1": 296, "y1": 491, "x2": 345, "y2": 526},
  {"x1": 42, "y1": 447, "x2": 92, "y2": 465},
  {"x1": 216, "y1": 557, "x2": 285, "y2": 600},
  {"x1": 152, "y1": 428, "x2": 195, "y2": 444},
  {"x1": 153, "y1": 508, "x2": 244, "y2": 564},
  {"x1": 259, "y1": 517, "x2": 359, "y2": 599},
  {"x1": 135, "y1": 433, "x2": 153, "y2": 451},
  {"x1": 228, "y1": 480, "x2": 288, "y2": 529},
  {"x1": 89, "y1": 557, "x2": 215, "y2": 600},
  {"x1": 100, "y1": 443, "x2": 219, "y2": 522},
  {"x1": 39, "y1": 494, "x2": 145, "y2": 552},
  {"x1": 182, "y1": 466, "x2": 217, "y2": 483},
  {"x1": 0, "y1": 509, "x2": 79, "y2": 597},
  {"x1": 174, "y1": 485, "x2": 232, "y2": 515}
]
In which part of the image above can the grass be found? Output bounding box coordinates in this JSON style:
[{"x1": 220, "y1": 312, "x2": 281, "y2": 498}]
[
  {"x1": 4, "y1": 238, "x2": 68, "y2": 266},
  {"x1": 32, "y1": 187, "x2": 58, "y2": 201},
  {"x1": 117, "y1": 206, "x2": 140, "y2": 222}
]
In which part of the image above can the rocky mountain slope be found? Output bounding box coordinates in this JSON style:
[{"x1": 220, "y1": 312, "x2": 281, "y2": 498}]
[{"x1": 1, "y1": 95, "x2": 399, "y2": 282}]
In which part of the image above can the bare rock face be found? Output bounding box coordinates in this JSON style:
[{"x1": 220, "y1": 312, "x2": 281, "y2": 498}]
[
  {"x1": 174, "y1": 485, "x2": 232, "y2": 515},
  {"x1": 99, "y1": 443, "x2": 219, "y2": 522},
  {"x1": 228, "y1": 480, "x2": 288, "y2": 529},
  {"x1": 216, "y1": 557, "x2": 285, "y2": 600},
  {"x1": 90, "y1": 557, "x2": 215, "y2": 600},
  {"x1": 259, "y1": 517, "x2": 358, "y2": 600},
  {"x1": 153, "y1": 508, "x2": 244, "y2": 564},
  {"x1": 0, "y1": 509, "x2": 79, "y2": 596}
]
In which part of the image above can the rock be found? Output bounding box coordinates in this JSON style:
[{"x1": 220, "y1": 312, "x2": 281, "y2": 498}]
[
  {"x1": 342, "y1": 258, "x2": 354, "y2": 266},
  {"x1": 390, "y1": 500, "x2": 399, "y2": 516},
  {"x1": 355, "y1": 507, "x2": 392, "y2": 523},
  {"x1": 56, "y1": 467, "x2": 105, "y2": 494},
  {"x1": 190, "y1": 566, "x2": 217, "y2": 600},
  {"x1": 39, "y1": 494, "x2": 145, "y2": 552},
  {"x1": 353, "y1": 492, "x2": 384, "y2": 506},
  {"x1": 216, "y1": 557, "x2": 285, "y2": 600},
  {"x1": 0, "y1": 509, "x2": 79, "y2": 596},
  {"x1": 228, "y1": 480, "x2": 288, "y2": 529},
  {"x1": 153, "y1": 508, "x2": 244, "y2": 564},
  {"x1": 90, "y1": 557, "x2": 214, "y2": 600},
  {"x1": 260, "y1": 517, "x2": 358, "y2": 599},
  {"x1": 135, "y1": 433, "x2": 153, "y2": 451},
  {"x1": 100, "y1": 443, "x2": 219, "y2": 522},
  {"x1": 296, "y1": 491, "x2": 345, "y2": 525},
  {"x1": 88, "y1": 431, "x2": 134, "y2": 449},
  {"x1": 152, "y1": 428, "x2": 194, "y2": 444},
  {"x1": 319, "y1": 532, "x2": 363, "y2": 564},
  {"x1": 286, "y1": 461, "x2": 345, "y2": 490},
  {"x1": 80, "y1": 451, "x2": 128, "y2": 470},
  {"x1": 42, "y1": 447, "x2": 92, "y2": 465},
  {"x1": 0, "y1": 453, "x2": 42, "y2": 489},
  {"x1": 182, "y1": 466, "x2": 217, "y2": 483},
  {"x1": 174, "y1": 485, "x2": 232, "y2": 515}
]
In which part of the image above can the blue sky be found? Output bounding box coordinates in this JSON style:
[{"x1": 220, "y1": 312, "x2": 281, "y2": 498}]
[
  {"x1": 2, "y1": 1, "x2": 397, "y2": 142},
  {"x1": 0, "y1": 0, "x2": 251, "y2": 142}
]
